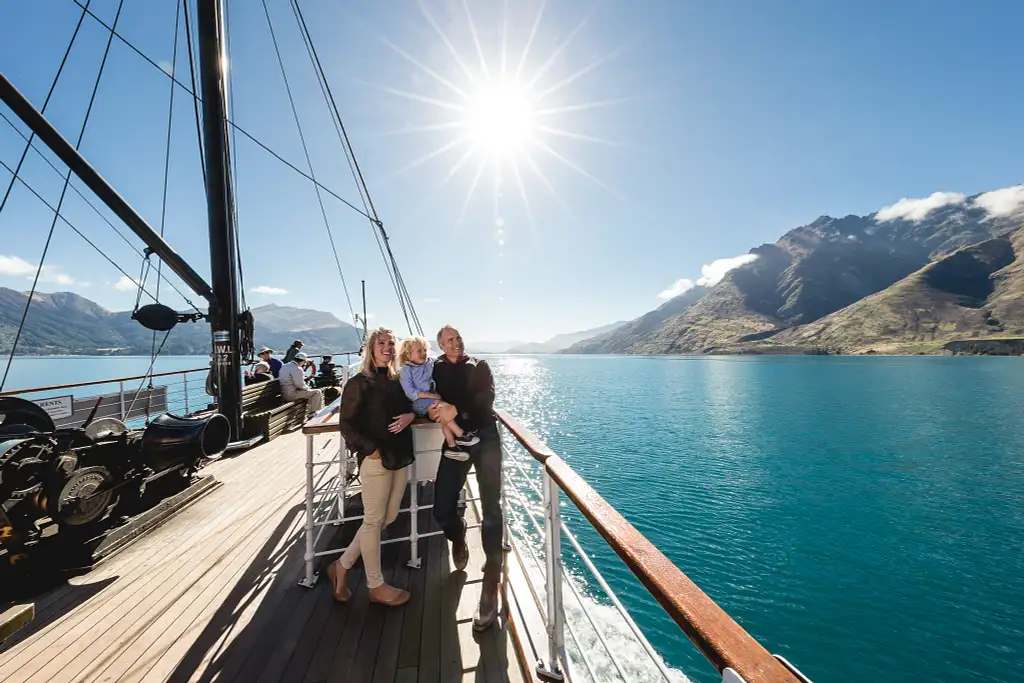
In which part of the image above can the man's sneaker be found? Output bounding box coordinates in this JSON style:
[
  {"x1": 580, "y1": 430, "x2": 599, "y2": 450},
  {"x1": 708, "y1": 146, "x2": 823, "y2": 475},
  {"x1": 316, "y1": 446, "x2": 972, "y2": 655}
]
[
  {"x1": 444, "y1": 447, "x2": 470, "y2": 462},
  {"x1": 454, "y1": 431, "x2": 480, "y2": 448}
]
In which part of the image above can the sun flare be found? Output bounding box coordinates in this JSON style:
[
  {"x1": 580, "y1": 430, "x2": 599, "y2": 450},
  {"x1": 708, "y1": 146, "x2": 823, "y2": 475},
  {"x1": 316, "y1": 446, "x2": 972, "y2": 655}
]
[
  {"x1": 464, "y1": 81, "x2": 536, "y2": 158},
  {"x1": 372, "y1": 1, "x2": 625, "y2": 228}
]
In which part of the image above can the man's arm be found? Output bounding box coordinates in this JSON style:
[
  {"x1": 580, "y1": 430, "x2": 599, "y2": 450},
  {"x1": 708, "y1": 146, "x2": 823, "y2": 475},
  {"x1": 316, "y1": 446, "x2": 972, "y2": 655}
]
[{"x1": 455, "y1": 360, "x2": 495, "y2": 432}]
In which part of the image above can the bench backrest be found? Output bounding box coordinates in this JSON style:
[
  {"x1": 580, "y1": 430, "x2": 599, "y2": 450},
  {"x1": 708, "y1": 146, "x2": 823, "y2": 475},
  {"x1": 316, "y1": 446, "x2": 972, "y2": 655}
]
[{"x1": 242, "y1": 379, "x2": 283, "y2": 411}]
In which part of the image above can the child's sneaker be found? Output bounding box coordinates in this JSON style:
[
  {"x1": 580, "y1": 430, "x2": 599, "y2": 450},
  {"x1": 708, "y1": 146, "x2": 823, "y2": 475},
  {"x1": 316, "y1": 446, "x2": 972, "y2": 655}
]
[
  {"x1": 454, "y1": 431, "x2": 480, "y2": 448},
  {"x1": 444, "y1": 446, "x2": 470, "y2": 462}
]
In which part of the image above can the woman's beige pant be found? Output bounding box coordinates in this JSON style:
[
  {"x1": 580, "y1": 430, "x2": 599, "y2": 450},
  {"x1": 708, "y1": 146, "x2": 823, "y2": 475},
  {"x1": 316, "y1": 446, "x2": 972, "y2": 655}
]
[{"x1": 338, "y1": 457, "x2": 409, "y2": 588}]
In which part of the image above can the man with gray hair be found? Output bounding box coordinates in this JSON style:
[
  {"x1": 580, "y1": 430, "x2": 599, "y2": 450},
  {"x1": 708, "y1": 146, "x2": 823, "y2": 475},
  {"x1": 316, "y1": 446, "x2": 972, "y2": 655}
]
[{"x1": 429, "y1": 324, "x2": 503, "y2": 631}]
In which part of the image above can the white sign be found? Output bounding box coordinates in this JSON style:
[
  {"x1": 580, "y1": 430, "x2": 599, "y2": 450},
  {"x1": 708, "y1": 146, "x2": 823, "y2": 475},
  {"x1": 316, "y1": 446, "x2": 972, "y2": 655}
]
[{"x1": 33, "y1": 395, "x2": 74, "y2": 420}]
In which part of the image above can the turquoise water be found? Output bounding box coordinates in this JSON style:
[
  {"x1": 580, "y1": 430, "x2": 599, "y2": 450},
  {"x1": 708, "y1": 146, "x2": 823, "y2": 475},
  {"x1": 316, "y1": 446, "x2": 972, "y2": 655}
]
[
  {"x1": 4, "y1": 355, "x2": 1023, "y2": 681},
  {"x1": 490, "y1": 355, "x2": 1024, "y2": 683}
]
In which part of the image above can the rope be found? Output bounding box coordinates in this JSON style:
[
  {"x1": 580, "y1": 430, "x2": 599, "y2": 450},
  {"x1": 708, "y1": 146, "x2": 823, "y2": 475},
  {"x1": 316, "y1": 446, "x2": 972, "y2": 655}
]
[
  {"x1": 0, "y1": 112, "x2": 200, "y2": 312},
  {"x1": 259, "y1": 0, "x2": 356, "y2": 324},
  {"x1": 147, "y1": 0, "x2": 183, "y2": 367},
  {"x1": 69, "y1": 0, "x2": 376, "y2": 222},
  {"x1": 181, "y1": 0, "x2": 207, "y2": 189},
  {"x1": 1, "y1": 0, "x2": 126, "y2": 391},
  {"x1": 291, "y1": 0, "x2": 423, "y2": 335},
  {"x1": 224, "y1": 0, "x2": 248, "y2": 314},
  {"x1": 0, "y1": 160, "x2": 161, "y2": 304},
  {"x1": 0, "y1": 0, "x2": 93, "y2": 220}
]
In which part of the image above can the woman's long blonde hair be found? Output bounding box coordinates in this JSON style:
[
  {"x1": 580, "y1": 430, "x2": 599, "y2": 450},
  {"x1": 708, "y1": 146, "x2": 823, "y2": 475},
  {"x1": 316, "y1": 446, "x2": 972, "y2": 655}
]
[
  {"x1": 360, "y1": 327, "x2": 400, "y2": 380},
  {"x1": 398, "y1": 336, "x2": 430, "y2": 366}
]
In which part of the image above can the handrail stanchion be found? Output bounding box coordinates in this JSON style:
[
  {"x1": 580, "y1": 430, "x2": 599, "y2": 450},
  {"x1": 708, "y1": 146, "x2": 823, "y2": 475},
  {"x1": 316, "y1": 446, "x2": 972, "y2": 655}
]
[
  {"x1": 300, "y1": 430, "x2": 317, "y2": 588},
  {"x1": 407, "y1": 455, "x2": 421, "y2": 568},
  {"x1": 119, "y1": 380, "x2": 126, "y2": 421},
  {"x1": 538, "y1": 466, "x2": 566, "y2": 681},
  {"x1": 183, "y1": 373, "x2": 190, "y2": 414}
]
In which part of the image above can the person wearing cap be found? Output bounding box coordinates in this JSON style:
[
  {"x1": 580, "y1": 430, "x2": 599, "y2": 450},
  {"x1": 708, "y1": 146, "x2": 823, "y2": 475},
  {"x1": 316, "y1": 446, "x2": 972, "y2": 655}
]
[
  {"x1": 258, "y1": 346, "x2": 282, "y2": 378},
  {"x1": 279, "y1": 352, "x2": 324, "y2": 414},
  {"x1": 283, "y1": 340, "x2": 304, "y2": 364}
]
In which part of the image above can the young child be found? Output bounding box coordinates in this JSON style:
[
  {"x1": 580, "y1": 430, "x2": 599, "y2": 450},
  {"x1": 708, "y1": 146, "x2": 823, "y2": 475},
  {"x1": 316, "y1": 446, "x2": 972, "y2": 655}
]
[{"x1": 398, "y1": 336, "x2": 479, "y2": 461}]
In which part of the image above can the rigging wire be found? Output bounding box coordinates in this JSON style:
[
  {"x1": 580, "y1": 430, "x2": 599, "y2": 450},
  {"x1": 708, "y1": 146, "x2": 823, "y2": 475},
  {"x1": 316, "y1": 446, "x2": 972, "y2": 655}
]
[
  {"x1": 0, "y1": 159, "x2": 161, "y2": 304},
  {"x1": 223, "y1": 0, "x2": 248, "y2": 315},
  {"x1": 290, "y1": 0, "x2": 423, "y2": 335},
  {"x1": 0, "y1": 0, "x2": 93, "y2": 220},
  {"x1": 69, "y1": 0, "x2": 376, "y2": 223},
  {"x1": 258, "y1": 0, "x2": 356, "y2": 324},
  {"x1": 181, "y1": 0, "x2": 207, "y2": 189},
  {"x1": 0, "y1": 112, "x2": 200, "y2": 312},
  {"x1": 143, "y1": 0, "x2": 185, "y2": 367},
  {"x1": 0, "y1": 0, "x2": 127, "y2": 391}
]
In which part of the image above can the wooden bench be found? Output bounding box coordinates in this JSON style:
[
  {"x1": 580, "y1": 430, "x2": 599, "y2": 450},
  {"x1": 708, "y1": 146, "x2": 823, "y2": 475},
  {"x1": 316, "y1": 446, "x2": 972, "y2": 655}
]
[{"x1": 240, "y1": 379, "x2": 307, "y2": 442}]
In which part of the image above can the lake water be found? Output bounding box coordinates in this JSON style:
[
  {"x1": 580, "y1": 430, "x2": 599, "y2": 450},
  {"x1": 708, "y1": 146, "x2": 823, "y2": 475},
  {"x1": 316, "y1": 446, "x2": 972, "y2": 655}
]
[
  {"x1": 489, "y1": 355, "x2": 1024, "y2": 683},
  {"x1": 3, "y1": 355, "x2": 1022, "y2": 682}
]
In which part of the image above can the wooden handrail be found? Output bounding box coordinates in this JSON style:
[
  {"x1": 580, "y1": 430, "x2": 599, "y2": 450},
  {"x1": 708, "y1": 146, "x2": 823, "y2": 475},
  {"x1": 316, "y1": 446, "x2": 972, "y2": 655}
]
[
  {"x1": 496, "y1": 409, "x2": 801, "y2": 683},
  {"x1": 0, "y1": 366, "x2": 209, "y2": 397}
]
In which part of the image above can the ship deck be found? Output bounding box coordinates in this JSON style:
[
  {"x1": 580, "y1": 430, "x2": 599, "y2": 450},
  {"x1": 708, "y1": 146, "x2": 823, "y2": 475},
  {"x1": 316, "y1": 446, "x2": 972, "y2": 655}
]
[{"x1": 0, "y1": 430, "x2": 529, "y2": 683}]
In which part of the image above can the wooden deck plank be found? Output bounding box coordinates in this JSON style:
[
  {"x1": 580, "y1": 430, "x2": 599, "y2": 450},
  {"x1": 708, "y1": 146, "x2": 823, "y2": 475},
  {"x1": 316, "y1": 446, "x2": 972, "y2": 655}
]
[
  {"x1": 0, "y1": 431, "x2": 534, "y2": 683},
  {"x1": 0, "y1": 434, "x2": 301, "y2": 657},
  {"x1": 417, "y1": 512, "x2": 445, "y2": 683}
]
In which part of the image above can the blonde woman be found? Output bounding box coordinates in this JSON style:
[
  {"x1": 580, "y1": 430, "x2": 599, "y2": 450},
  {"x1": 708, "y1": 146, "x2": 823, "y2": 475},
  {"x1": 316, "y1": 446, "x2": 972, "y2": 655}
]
[
  {"x1": 397, "y1": 336, "x2": 479, "y2": 462},
  {"x1": 328, "y1": 328, "x2": 416, "y2": 606}
]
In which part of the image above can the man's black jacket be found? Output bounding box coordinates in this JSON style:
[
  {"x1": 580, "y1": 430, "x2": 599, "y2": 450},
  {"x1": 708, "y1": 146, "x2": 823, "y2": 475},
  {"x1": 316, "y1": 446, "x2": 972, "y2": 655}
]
[{"x1": 432, "y1": 355, "x2": 496, "y2": 432}]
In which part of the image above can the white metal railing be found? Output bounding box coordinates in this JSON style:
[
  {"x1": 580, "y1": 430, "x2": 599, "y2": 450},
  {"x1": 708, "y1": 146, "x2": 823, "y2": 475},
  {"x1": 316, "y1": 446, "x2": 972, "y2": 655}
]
[
  {"x1": 499, "y1": 427, "x2": 680, "y2": 683},
  {"x1": 0, "y1": 366, "x2": 212, "y2": 429}
]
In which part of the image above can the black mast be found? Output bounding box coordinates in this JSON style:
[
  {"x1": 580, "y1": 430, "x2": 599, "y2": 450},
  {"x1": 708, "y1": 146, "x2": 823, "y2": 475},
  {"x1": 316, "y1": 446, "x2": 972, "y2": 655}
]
[{"x1": 196, "y1": 0, "x2": 243, "y2": 440}]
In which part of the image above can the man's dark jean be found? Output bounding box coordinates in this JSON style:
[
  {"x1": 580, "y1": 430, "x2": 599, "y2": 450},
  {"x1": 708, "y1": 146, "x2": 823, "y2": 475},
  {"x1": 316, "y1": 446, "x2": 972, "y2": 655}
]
[{"x1": 433, "y1": 424, "x2": 503, "y2": 582}]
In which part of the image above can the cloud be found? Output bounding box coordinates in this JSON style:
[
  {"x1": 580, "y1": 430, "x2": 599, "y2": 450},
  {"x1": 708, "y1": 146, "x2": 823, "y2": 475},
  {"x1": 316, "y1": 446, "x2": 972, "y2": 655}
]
[
  {"x1": 973, "y1": 185, "x2": 1024, "y2": 218},
  {"x1": 38, "y1": 267, "x2": 74, "y2": 285},
  {"x1": 0, "y1": 255, "x2": 76, "y2": 285},
  {"x1": 114, "y1": 275, "x2": 140, "y2": 292},
  {"x1": 0, "y1": 255, "x2": 39, "y2": 277},
  {"x1": 251, "y1": 285, "x2": 288, "y2": 295},
  {"x1": 657, "y1": 278, "x2": 694, "y2": 300},
  {"x1": 876, "y1": 191, "x2": 966, "y2": 222},
  {"x1": 422, "y1": 297, "x2": 441, "y2": 304},
  {"x1": 696, "y1": 254, "x2": 759, "y2": 287}
]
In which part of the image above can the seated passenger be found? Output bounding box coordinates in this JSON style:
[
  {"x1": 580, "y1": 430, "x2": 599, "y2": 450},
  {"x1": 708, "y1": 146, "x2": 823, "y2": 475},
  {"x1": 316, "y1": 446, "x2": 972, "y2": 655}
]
[{"x1": 279, "y1": 352, "x2": 324, "y2": 415}]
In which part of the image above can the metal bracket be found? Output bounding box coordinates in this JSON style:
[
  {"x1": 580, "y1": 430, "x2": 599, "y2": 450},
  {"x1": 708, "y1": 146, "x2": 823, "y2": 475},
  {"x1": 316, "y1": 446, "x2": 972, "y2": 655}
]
[
  {"x1": 297, "y1": 572, "x2": 319, "y2": 589},
  {"x1": 722, "y1": 668, "x2": 747, "y2": 683},
  {"x1": 406, "y1": 557, "x2": 422, "y2": 569},
  {"x1": 535, "y1": 659, "x2": 564, "y2": 682}
]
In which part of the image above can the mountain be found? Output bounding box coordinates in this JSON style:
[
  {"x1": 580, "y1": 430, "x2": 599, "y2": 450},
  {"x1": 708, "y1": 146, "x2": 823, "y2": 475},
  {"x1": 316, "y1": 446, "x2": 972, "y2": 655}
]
[
  {"x1": 0, "y1": 289, "x2": 362, "y2": 355},
  {"x1": 767, "y1": 227, "x2": 1024, "y2": 354},
  {"x1": 504, "y1": 321, "x2": 627, "y2": 354},
  {"x1": 566, "y1": 187, "x2": 1024, "y2": 355},
  {"x1": 563, "y1": 287, "x2": 709, "y2": 353}
]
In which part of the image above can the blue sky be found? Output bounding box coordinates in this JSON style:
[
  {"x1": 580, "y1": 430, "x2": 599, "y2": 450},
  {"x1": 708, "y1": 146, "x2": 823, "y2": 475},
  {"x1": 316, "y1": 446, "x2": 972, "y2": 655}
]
[{"x1": 1, "y1": 0, "x2": 1023, "y2": 344}]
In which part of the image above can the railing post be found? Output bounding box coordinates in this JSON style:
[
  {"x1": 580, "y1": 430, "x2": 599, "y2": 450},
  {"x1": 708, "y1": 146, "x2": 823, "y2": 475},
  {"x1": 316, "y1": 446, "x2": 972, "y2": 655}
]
[
  {"x1": 537, "y1": 467, "x2": 565, "y2": 681},
  {"x1": 407, "y1": 455, "x2": 421, "y2": 568},
  {"x1": 119, "y1": 380, "x2": 126, "y2": 421},
  {"x1": 183, "y1": 373, "x2": 190, "y2": 415},
  {"x1": 299, "y1": 432, "x2": 317, "y2": 587}
]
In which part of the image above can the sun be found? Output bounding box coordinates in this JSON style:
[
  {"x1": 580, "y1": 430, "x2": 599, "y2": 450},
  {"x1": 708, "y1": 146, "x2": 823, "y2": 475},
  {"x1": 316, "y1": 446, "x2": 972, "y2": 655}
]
[{"x1": 464, "y1": 81, "x2": 536, "y2": 159}]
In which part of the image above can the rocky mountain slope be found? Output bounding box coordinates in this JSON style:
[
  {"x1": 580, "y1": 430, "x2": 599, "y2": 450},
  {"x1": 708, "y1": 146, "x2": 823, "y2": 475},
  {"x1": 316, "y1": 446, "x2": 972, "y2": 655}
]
[
  {"x1": 566, "y1": 187, "x2": 1024, "y2": 355},
  {"x1": 769, "y1": 227, "x2": 1024, "y2": 353}
]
